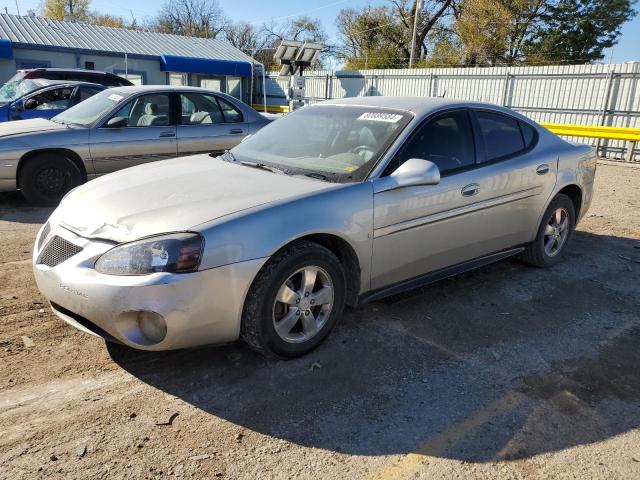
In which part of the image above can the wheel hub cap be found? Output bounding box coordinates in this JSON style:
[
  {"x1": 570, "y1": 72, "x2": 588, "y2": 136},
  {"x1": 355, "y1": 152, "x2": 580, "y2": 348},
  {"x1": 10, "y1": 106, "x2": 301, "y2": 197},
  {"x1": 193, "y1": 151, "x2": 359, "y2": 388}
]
[{"x1": 272, "y1": 266, "x2": 334, "y2": 344}]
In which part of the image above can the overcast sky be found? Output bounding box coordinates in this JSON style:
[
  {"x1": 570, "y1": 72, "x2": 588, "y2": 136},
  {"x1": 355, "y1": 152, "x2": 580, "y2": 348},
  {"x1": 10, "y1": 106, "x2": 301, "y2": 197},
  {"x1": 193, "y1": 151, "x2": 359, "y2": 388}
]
[{"x1": 3, "y1": 0, "x2": 639, "y2": 65}]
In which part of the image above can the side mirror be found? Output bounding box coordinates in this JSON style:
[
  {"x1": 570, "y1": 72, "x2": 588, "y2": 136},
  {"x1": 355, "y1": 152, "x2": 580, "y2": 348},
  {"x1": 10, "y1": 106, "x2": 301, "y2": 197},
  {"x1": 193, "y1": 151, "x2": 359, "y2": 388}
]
[
  {"x1": 106, "y1": 116, "x2": 128, "y2": 128},
  {"x1": 23, "y1": 98, "x2": 38, "y2": 110},
  {"x1": 375, "y1": 158, "x2": 441, "y2": 193}
]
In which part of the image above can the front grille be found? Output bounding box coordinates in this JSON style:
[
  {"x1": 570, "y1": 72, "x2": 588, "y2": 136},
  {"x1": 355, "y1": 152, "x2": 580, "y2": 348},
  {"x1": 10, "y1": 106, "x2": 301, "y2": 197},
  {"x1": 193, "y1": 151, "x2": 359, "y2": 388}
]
[
  {"x1": 37, "y1": 235, "x2": 83, "y2": 267},
  {"x1": 38, "y1": 222, "x2": 51, "y2": 250}
]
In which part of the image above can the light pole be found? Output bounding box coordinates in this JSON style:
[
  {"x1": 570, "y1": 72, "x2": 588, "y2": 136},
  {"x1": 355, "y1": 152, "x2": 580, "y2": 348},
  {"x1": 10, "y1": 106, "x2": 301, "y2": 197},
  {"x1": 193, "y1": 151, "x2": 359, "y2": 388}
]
[{"x1": 409, "y1": 0, "x2": 422, "y2": 68}]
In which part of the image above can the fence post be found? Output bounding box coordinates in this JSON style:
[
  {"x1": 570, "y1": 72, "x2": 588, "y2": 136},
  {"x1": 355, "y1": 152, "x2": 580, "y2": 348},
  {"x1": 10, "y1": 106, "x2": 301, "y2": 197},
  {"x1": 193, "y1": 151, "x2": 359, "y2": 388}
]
[
  {"x1": 324, "y1": 73, "x2": 330, "y2": 100},
  {"x1": 501, "y1": 71, "x2": 511, "y2": 106},
  {"x1": 626, "y1": 141, "x2": 636, "y2": 163},
  {"x1": 596, "y1": 67, "x2": 615, "y2": 157}
]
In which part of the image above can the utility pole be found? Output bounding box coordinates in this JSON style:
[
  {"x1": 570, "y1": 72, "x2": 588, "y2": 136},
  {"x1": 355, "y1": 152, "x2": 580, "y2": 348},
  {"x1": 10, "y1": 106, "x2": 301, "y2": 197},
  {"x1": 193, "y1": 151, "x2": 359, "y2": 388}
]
[{"x1": 409, "y1": 0, "x2": 422, "y2": 68}]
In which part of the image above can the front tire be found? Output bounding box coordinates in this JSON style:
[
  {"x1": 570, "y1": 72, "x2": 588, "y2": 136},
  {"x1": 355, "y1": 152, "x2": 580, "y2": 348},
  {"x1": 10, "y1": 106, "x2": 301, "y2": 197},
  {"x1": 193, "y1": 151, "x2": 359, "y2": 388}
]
[
  {"x1": 241, "y1": 240, "x2": 346, "y2": 358},
  {"x1": 19, "y1": 153, "x2": 83, "y2": 206},
  {"x1": 521, "y1": 193, "x2": 576, "y2": 267}
]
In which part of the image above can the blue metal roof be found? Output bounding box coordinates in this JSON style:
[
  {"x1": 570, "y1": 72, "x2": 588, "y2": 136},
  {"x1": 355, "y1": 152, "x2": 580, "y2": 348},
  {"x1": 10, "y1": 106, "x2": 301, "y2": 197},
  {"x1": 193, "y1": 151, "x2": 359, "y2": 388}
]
[
  {"x1": 0, "y1": 14, "x2": 254, "y2": 65},
  {"x1": 160, "y1": 55, "x2": 252, "y2": 77}
]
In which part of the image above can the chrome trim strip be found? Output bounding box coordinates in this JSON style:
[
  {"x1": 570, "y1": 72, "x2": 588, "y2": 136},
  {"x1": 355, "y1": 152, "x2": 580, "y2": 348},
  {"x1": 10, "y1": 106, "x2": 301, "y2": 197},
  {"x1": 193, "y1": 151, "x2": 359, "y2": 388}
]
[{"x1": 373, "y1": 187, "x2": 541, "y2": 238}]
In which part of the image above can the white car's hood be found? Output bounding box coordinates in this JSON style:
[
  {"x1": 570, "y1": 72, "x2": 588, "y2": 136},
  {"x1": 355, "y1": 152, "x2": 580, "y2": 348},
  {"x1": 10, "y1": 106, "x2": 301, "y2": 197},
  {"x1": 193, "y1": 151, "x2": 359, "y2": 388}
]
[
  {"x1": 52, "y1": 154, "x2": 335, "y2": 243},
  {"x1": 0, "y1": 117, "x2": 67, "y2": 137}
]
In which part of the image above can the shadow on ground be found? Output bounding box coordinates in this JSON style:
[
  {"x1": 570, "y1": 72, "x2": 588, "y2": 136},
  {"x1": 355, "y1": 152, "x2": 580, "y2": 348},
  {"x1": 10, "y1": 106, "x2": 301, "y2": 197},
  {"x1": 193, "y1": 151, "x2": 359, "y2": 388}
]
[
  {"x1": 0, "y1": 192, "x2": 53, "y2": 224},
  {"x1": 106, "y1": 231, "x2": 640, "y2": 461}
]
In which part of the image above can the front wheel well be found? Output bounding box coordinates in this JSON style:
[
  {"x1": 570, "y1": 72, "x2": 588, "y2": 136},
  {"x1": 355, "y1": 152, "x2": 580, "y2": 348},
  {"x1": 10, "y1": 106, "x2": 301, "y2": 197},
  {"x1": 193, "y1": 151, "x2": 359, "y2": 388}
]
[
  {"x1": 557, "y1": 184, "x2": 582, "y2": 220},
  {"x1": 16, "y1": 149, "x2": 87, "y2": 189},
  {"x1": 285, "y1": 234, "x2": 361, "y2": 307}
]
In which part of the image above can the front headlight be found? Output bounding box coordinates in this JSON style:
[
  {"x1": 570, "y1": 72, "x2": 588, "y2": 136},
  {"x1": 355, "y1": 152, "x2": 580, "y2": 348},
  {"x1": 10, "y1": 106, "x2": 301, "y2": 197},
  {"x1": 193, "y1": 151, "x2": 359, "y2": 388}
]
[{"x1": 95, "y1": 233, "x2": 203, "y2": 275}]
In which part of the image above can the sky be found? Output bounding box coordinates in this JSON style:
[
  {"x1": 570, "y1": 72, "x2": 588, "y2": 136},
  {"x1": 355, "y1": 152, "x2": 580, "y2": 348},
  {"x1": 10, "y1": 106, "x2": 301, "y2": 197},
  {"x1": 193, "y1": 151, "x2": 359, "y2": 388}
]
[{"x1": 3, "y1": 0, "x2": 640, "y2": 65}]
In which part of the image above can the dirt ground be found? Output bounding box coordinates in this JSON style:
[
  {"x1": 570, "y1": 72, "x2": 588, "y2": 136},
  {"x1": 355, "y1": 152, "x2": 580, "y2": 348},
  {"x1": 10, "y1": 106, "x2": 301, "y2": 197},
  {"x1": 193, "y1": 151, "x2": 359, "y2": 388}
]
[{"x1": 1, "y1": 162, "x2": 639, "y2": 480}]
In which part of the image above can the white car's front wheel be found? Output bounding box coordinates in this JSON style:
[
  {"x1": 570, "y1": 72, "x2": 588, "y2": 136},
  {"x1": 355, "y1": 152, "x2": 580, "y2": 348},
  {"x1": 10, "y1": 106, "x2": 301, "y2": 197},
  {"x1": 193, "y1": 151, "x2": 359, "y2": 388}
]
[{"x1": 241, "y1": 240, "x2": 346, "y2": 357}]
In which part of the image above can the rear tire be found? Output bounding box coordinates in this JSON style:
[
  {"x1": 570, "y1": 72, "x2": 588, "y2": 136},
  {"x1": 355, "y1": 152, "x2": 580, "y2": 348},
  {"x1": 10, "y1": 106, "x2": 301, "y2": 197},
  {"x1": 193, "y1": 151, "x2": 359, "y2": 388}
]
[
  {"x1": 19, "y1": 153, "x2": 83, "y2": 206},
  {"x1": 241, "y1": 240, "x2": 346, "y2": 358},
  {"x1": 521, "y1": 193, "x2": 575, "y2": 267}
]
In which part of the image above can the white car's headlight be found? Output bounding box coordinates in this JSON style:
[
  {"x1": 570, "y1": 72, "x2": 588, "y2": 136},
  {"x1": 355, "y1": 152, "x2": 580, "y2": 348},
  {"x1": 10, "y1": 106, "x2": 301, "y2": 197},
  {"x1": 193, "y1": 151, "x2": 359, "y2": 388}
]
[{"x1": 95, "y1": 233, "x2": 203, "y2": 275}]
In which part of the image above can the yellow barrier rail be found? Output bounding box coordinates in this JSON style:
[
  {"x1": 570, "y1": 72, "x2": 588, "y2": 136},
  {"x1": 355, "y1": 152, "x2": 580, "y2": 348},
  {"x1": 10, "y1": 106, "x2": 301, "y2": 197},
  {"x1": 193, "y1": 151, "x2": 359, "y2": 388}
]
[
  {"x1": 541, "y1": 122, "x2": 639, "y2": 162},
  {"x1": 252, "y1": 104, "x2": 289, "y2": 114}
]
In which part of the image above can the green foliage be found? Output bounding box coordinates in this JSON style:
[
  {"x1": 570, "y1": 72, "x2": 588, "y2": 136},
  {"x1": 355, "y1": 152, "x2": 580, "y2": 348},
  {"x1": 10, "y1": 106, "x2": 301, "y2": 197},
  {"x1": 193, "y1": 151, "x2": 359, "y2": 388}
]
[{"x1": 524, "y1": 0, "x2": 637, "y2": 63}]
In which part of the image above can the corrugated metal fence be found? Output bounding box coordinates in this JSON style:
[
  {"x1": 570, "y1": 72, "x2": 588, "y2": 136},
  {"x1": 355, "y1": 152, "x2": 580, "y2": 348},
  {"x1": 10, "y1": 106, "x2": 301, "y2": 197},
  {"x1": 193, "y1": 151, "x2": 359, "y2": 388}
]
[{"x1": 260, "y1": 63, "x2": 640, "y2": 161}]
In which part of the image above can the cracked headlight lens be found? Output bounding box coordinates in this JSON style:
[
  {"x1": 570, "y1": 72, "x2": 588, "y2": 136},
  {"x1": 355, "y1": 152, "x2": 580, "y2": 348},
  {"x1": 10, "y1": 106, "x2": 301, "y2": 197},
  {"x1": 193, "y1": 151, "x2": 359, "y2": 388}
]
[{"x1": 95, "y1": 233, "x2": 203, "y2": 275}]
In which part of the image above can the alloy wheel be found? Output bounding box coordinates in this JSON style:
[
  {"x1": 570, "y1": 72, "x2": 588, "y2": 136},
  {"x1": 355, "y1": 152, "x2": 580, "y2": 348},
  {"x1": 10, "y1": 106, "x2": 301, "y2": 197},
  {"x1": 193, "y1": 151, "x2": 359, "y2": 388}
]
[
  {"x1": 272, "y1": 266, "x2": 334, "y2": 343},
  {"x1": 543, "y1": 207, "x2": 570, "y2": 257}
]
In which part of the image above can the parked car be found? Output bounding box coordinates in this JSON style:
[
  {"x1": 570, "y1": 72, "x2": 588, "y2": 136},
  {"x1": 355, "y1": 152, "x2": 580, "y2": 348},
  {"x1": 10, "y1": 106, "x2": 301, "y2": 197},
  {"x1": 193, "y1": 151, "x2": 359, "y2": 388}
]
[
  {"x1": 1, "y1": 68, "x2": 131, "y2": 96},
  {"x1": 0, "y1": 80, "x2": 106, "y2": 122},
  {"x1": 32, "y1": 97, "x2": 597, "y2": 357},
  {"x1": 0, "y1": 85, "x2": 273, "y2": 205}
]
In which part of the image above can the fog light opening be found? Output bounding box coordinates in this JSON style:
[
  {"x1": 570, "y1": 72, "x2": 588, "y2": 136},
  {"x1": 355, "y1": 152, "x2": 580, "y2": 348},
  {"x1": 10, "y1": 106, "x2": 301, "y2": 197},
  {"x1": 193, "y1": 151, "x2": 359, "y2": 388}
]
[{"x1": 137, "y1": 311, "x2": 167, "y2": 344}]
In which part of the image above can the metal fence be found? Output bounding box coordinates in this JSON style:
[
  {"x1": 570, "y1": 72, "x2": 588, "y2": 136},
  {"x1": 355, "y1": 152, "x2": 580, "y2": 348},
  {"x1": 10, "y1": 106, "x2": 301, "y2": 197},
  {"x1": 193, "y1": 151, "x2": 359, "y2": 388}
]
[{"x1": 259, "y1": 63, "x2": 640, "y2": 161}]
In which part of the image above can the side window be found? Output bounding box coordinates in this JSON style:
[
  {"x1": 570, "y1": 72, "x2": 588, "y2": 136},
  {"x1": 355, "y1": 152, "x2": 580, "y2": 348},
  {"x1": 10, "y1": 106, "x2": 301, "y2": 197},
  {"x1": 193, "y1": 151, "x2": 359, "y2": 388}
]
[
  {"x1": 394, "y1": 110, "x2": 475, "y2": 175},
  {"x1": 31, "y1": 87, "x2": 74, "y2": 110},
  {"x1": 179, "y1": 93, "x2": 224, "y2": 125},
  {"x1": 78, "y1": 86, "x2": 102, "y2": 103},
  {"x1": 112, "y1": 93, "x2": 171, "y2": 127},
  {"x1": 216, "y1": 96, "x2": 243, "y2": 123},
  {"x1": 520, "y1": 121, "x2": 536, "y2": 148},
  {"x1": 475, "y1": 111, "x2": 525, "y2": 162}
]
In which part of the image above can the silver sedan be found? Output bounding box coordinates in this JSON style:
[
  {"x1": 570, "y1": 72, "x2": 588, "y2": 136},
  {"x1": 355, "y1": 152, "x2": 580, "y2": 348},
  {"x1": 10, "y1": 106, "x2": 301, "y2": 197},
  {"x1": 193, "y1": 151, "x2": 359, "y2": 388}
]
[
  {"x1": 32, "y1": 97, "x2": 596, "y2": 357},
  {"x1": 0, "y1": 85, "x2": 272, "y2": 205}
]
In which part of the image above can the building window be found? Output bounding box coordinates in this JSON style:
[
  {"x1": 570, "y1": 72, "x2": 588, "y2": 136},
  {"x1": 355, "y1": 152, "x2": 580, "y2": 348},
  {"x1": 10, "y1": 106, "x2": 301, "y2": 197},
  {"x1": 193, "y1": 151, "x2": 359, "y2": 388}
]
[
  {"x1": 16, "y1": 59, "x2": 50, "y2": 69},
  {"x1": 169, "y1": 73, "x2": 188, "y2": 86},
  {"x1": 199, "y1": 78, "x2": 222, "y2": 92},
  {"x1": 114, "y1": 70, "x2": 146, "y2": 85},
  {"x1": 227, "y1": 76, "x2": 242, "y2": 101},
  {"x1": 85, "y1": 61, "x2": 95, "y2": 70}
]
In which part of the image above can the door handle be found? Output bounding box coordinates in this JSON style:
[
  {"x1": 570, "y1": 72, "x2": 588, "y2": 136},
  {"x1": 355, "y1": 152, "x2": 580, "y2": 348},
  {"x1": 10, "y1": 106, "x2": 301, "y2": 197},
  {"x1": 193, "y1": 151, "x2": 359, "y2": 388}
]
[
  {"x1": 229, "y1": 128, "x2": 244, "y2": 134},
  {"x1": 461, "y1": 183, "x2": 480, "y2": 197},
  {"x1": 536, "y1": 164, "x2": 550, "y2": 175},
  {"x1": 159, "y1": 131, "x2": 175, "y2": 138}
]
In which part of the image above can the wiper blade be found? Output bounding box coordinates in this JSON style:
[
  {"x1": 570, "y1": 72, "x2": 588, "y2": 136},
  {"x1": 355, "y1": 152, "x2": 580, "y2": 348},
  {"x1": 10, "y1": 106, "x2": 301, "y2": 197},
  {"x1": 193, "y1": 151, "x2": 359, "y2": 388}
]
[{"x1": 239, "y1": 161, "x2": 285, "y2": 175}]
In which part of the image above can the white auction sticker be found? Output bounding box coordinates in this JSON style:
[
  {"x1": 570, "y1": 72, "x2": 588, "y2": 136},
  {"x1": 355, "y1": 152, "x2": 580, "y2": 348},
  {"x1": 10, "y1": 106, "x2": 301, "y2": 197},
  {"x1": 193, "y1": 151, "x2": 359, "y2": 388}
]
[
  {"x1": 358, "y1": 112, "x2": 403, "y2": 123},
  {"x1": 107, "y1": 94, "x2": 124, "y2": 102}
]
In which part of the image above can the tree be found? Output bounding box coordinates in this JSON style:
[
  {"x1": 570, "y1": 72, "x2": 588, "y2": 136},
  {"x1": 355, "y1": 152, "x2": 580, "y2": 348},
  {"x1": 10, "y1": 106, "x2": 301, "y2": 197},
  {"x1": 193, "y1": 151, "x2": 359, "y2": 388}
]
[
  {"x1": 335, "y1": 0, "x2": 457, "y2": 69},
  {"x1": 524, "y1": 0, "x2": 637, "y2": 64},
  {"x1": 154, "y1": 0, "x2": 226, "y2": 38},
  {"x1": 336, "y1": 6, "x2": 409, "y2": 69},
  {"x1": 40, "y1": 0, "x2": 129, "y2": 28},
  {"x1": 455, "y1": 0, "x2": 549, "y2": 65},
  {"x1": 40, "y1": 0, "x2": 91, "y2": 21}
]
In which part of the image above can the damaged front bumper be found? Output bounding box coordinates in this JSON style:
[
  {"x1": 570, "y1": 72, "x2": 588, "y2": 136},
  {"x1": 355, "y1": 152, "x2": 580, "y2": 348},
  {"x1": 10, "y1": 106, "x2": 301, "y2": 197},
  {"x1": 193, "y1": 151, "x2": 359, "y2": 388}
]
[{"x1": 32, "y1": 222, "x2": 267, "y2": 350}]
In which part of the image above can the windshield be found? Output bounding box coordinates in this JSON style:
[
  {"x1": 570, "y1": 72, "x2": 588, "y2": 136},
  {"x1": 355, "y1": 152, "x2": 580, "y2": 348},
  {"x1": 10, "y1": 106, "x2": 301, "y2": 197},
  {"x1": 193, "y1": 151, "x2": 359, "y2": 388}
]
[
  {"x1": 230, "y1": 105, "x2": 412, "y2": 182},
  {"x1": 0, "y1": 73, "x2": 44, "y2": 104},
  {"x1": 52, "y1": 89, "x2": 127, "y2": 127}
]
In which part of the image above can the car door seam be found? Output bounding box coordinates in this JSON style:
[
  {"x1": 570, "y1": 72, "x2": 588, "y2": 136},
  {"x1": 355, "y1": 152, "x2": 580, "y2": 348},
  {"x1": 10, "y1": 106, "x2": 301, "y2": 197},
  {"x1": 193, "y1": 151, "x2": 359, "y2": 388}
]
[{"x1": 373, "y1": 186, "x2": 541, "y2": 238}]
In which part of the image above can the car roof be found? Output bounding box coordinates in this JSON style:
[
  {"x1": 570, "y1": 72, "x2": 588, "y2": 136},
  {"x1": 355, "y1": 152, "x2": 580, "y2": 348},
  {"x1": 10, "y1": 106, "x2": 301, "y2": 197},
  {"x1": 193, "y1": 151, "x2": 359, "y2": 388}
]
[
  {"x1": 104, "y1": 85, "x2": 236, "y2": 96},
  {"x1": 20, "y1": 68, "x2": 119, "y2": 77},
  {"x1": 319, "y1": 96, "x2": 527, "y2": 119}
]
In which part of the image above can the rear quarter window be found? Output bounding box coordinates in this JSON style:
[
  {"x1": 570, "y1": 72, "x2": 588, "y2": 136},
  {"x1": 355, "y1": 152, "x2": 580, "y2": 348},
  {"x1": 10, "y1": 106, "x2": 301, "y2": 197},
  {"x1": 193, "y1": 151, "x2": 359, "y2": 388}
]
[{"x1": 475, "y1": 110, "x2": 526, "y2": 162}]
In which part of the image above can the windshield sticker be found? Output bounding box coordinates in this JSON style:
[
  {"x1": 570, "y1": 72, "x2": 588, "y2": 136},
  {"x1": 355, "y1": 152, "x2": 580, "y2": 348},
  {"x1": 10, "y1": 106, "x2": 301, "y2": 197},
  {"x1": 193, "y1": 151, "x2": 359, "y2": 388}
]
[
  {"x1": 358, "y1": 112, "x2": 403, "y2": 123},
  {"x1": 107, "y1": 94, "x2": 124, "y2": 102}
]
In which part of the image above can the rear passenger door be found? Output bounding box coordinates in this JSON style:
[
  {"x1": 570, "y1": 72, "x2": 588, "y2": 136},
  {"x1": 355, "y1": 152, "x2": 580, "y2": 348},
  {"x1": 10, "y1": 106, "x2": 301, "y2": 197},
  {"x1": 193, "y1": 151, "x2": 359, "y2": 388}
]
[
  {"x1": 89, "y1": 93, "x2": 178, "y2": 174},
  {"x1": 176, "y1": 92, "x2": 248, "y2": 156}
]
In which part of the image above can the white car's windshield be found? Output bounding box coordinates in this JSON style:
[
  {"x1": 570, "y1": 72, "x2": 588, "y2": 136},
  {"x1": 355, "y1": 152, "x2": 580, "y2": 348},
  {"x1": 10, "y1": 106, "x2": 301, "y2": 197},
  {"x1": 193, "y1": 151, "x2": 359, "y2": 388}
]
[
  {"x1": 0, "y1": 74, "x2": 46, "y2": 104},
  {"x1": 229, "y1": 105, "x2": 412, "y2": 182},
  {"x1": 52, "y1": 89, "x2": 127, "y2": 127}
]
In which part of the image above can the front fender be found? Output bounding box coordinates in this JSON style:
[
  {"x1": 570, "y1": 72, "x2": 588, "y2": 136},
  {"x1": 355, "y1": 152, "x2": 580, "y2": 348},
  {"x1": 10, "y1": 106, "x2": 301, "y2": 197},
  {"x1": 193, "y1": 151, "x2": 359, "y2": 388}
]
[{"x1": 195, "y1": 182, "x2": 375, "y2": 292}]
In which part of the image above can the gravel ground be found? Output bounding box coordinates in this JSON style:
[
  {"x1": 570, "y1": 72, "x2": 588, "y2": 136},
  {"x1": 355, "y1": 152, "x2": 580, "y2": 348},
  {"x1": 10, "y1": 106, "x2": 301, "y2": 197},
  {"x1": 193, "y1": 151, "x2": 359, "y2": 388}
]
[{"x1": 1, "y1": 162, "x2": 639, "y2": 480}]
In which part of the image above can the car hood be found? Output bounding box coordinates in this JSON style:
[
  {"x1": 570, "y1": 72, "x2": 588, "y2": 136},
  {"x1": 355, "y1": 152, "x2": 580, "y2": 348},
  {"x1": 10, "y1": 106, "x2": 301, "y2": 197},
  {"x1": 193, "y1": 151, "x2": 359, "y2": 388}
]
[
  {"x1": 52, "y1": 154, "x2": 337, "y2": 243},
  {"x1": 0, "y1": 117, "x2": 67, "y2": 136}
]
